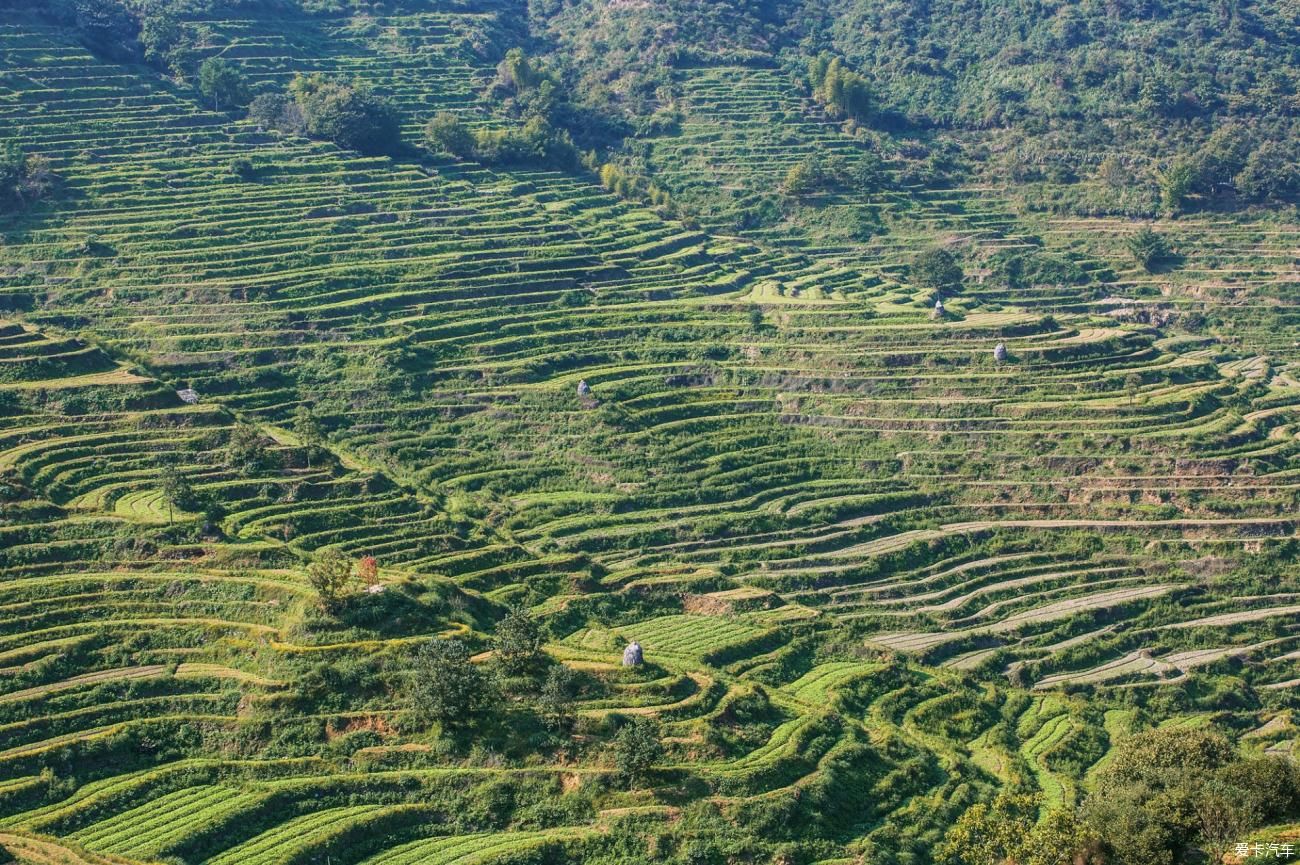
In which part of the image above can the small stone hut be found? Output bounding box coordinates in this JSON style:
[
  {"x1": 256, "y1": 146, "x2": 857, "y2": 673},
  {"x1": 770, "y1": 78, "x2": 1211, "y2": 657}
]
[
  {"x1": 622, "y1": 641, "x2": 643, "y2": 667},
  {"x1": 993, "y1": 342, "x2": 1008, "y2": 362}
]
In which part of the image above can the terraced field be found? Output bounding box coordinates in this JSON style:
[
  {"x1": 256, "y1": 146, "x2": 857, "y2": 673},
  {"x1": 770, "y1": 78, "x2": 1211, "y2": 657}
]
[{"x1": 1, "y1": 1, "x2": 1299, "y2": 863}]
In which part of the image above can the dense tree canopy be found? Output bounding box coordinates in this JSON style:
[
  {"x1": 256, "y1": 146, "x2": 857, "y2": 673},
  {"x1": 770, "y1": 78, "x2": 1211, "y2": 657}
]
[
  {"x1": 409, "y1": 638, "x2": 493, "y2": 728},
  {"x1": 494, "y1": 606, "x2": 543, "y2": 673},
  {"x1": 287, "y1": 74, "x2": 402, "y2": 155},
  {"x1": 197, "y1": 57, "x2": 248, "y2": 112},
  {"x1": 911, "y1": 247, "x2": 964, "y2": 293},
  {"x1": 1082, "y1": 728, "x2": 1300, "y2": 865}
]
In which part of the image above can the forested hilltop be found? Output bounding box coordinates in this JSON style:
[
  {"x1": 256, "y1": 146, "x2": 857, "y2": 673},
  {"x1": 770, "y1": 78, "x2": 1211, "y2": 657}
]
[
  {"x1": 0, "y1": 1, "x2": 1299, "y2": 864},
  {"x1": 535, "y1": 0, "x2": 1299, "y2": 226}
]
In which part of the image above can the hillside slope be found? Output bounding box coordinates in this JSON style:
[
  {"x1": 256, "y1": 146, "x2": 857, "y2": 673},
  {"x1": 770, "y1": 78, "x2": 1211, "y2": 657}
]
[{"x1": 1, "y1": 1, "x2": 1299, "y2": 864}]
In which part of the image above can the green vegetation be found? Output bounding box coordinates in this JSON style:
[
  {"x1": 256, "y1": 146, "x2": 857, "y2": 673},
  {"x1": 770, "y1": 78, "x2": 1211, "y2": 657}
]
[
  {"x1": 0, "y1": 144, "x2": 53, "y2": 212},
  {"x1": 249, "y1": 74, "x2": 402, "y2": 155},
  {"x1": 1082, "y1": 728, "x2": 1300, "y2": 865},
  {"x1": 807, "y1": 53, "x2": 872, "y2": 123},
  {"x1": 197, "y1": 57, "x2": 248, "y2": 113},
  {"x1": 614, "y1": 718, "x2": 664, "y2": 786},
  {"x1": 288, "y1": 74, "x2": 402, "y2": 155},
  {"x1": 157, "y1": 461, "x2": 195, "y2": 526},
  {"x1": 911, "y1": 247, "x2": 965, "y2": 293},
  {"x1": 408, "y1": 638, "x2": 493, "y2": 729},
  {"x1": 424, "y1": 110, "x2": 577, "y2": 169},
  {"x1": 1126, "y1": 227, "x2": 1173, "y2": 273},
  {"x1": 493, "y1": 607, "x2": 543, "y2": 674},
  {"x1": 0, "y1": 1, "x2": 1297, "y2": 864},
  {"x1": 305, "y1": 547, "x2": 357, "y2": 610},
  {"x1": 940, "y1": 792, "x2": 1096, "y2": 865}
]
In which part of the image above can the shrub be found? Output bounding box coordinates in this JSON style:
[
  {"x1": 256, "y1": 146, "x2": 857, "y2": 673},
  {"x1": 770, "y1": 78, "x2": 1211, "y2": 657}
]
[
  {"x1": 229, "y1": 158, "x2": 255, "y2": 181},
  {"x1": 597, "y1": 161, "x2": 670, "y2": 207},
  {"x1": 782, "y1": 159, "x2": 819, "y2": 196},
  {"x1": 425, "y1": 112, "x2": 474, "y2": 158},
  {"x1": 940, "y1": 793, "x2": 1098, "y2": 865},
  {"x1": 472, "y1": 116, "x2": 578, "y2": 170},
  {"x1": 1126, "y1": 226, "x2": 1172, "y2": 272}
]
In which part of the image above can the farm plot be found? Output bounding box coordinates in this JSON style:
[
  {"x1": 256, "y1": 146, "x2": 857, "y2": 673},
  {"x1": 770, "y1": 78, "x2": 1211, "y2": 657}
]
[
  {"x1": 357, "y1": 828, "x2": 596, "y2": 865},
  {"x1": 618, "y1": 615, "x2": 767, "y2": 660},
  {"x1": 72, "y1": 785, "x2": 263, "y2": 860}
]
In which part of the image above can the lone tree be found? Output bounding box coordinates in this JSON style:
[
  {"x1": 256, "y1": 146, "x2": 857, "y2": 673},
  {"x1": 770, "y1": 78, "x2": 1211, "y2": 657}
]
[
  {"x1": 911, "y1": 247, "x2": 964, "y2": 293},
  {"x1": 293, "y1": 404, "x2": 324, "y2": 468},
  {"x1": 539, "y1": 664, "x2": 579, "y2": 732},
  {"x1": 158, "y1": 461, "x2": 194, "y2": 525},
  {"x1": 409, "y1": 638, "x2": 491, "y2": 728},
  {"x1": 356, "y1": 555, "x2": 379, "y2": 588},
  {"x1": 198, "y1": 58, "x2": 248, "y2": 112},
  {"x1": 1125, "y1": 372, "x2": 1142, "y2": 405},
  {"x1": 494, "y1": 606, "x2": 543, "y2": 674},
  {"x1": 306, "y1": 546, "x2": 354, "y2": 610},
  {"x1": 614, "y1": 718, "x2": 663, "y2": 787},
  {"x1": 225, "y1": 422, "x2": 265, "y2": 476},
  {"x1": 1126, "y1": 226, "x2": 1172, "y2": 273}
]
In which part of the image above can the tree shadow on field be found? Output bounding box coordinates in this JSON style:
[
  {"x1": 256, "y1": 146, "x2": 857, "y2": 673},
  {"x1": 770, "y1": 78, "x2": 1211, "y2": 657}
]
[{"x1": 1145, "y1": 249, "x2": 1186, "y2": 275}]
